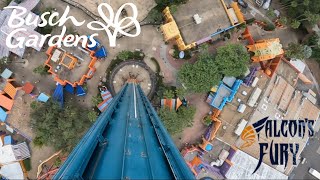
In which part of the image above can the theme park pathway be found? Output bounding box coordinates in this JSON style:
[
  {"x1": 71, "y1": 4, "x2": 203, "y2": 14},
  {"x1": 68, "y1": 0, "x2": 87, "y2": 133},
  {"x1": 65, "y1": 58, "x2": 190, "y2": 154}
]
[
  {"x1": 28, "y1": 144, "x2": 55, "y2": 179},
  {"x1": 174, "y1": 93, "x2": 211, "y2": 149}
]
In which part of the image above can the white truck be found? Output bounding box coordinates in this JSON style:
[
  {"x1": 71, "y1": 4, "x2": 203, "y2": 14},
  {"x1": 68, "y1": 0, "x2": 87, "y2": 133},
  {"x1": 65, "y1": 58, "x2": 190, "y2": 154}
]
[{"x1": 309, "y1": 168, "x2": 320, "y2": 179}]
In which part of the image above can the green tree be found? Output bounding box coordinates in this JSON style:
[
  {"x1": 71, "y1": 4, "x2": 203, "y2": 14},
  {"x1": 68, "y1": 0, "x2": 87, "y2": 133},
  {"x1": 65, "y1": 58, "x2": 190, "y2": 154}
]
[
  {"x1": 54, "y1": 158, "x2": 62, "y2": 167},
  {"x1": 280, "y1": 0, "x2": 320, "y2": 29},
  {"x1": 14, "y1": 0, "x2": 23, "y2": 3},
  {"x1": 87, "y1": 111, "x2": 98, "y2": 122},
  {"x1": 311, "y1": 47, "x2": 320, "y2": 63},
  {"x1": 0, "y1": 57, "x2": 9, "y2": 72},
  {"x1": 290, "y1": 19, "x2": 301, "y2": 29},
  {"x1": 147, "y1": 9, "x2": 163, "y2": 23},
  {"x1": 91, "y1": 95, "x2": 103, "y2": 106},
  {"x1": 266, "y1": 9, "x2": 277, "y2": 20},
  {"x1": 306, "y1": 32, "x2": 320, "y2": 47},
  {"x1": 178, "y1": 44, "x2": 221, "y2": 93},
  {"x1": 163, "y1": 89, "x2": 175, "y2": 99},
  {"x1": 215, "y1": 44, "x2": 250, "y2": 77},
  {"x1": 203, "y1": 116, "x2": 212, "y2": 126},
  {"x1": 169, "y1": 5, "x2": 178, "y2": 14},
  {"x1": 178, "y1": 59, "x2": 221, "y2": 93},
  {"x1": 264, "y1": 23, "x2": 276, "y2": 31},
  {"x1": 303, "y1": 45, "x2": 313, "y2": 59},
  {"x1": 175, "y1": 88, "x2": 187, "y2": 98},
  {"x1": 33, "y1": 65, "x2": 49, "y2": 76},
  {"x1": 117, "y1": 50, "x2": 133, "y2": 61},
  {"x1": 286, "y1": 43, "x2": 312, "y2": 59},
  {"x1": 298, "y1": 11, "x2": 320, "y2": 25},
  {"x1": 155, "y1": 0, "x2": 188, "y2": 10},
  {"x1": 159, "y1": 106, "x2": 195, "y2": 135},
  {"x1": 30, "y1": 101, "x2": 92, "y2": 151},
  {"x1": 278, "y1": 16, "x2": 288, "y2": 25}
]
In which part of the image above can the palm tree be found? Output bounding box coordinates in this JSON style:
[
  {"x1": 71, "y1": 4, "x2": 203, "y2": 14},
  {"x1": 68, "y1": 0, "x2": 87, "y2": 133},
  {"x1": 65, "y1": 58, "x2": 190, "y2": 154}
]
[
  {"x1": 278, "y1": 17, "x2": 288, "y2": 25},
  {"x1": 290, "y1": 19, "x2": 301, "y2": 29},
  {"x1": 163, "y1": 90, "x2": 175, "y2": 99},
  {"x1": 279, "y1": 0, "x2": 309, "y2": 9}
]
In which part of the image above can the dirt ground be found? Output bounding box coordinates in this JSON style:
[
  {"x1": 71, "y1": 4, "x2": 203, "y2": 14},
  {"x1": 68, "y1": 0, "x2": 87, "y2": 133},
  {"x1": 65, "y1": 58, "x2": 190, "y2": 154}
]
[
  {"x1": 28, "y1": 144, "x2": 55, "y2": 179},
  {"x1": 173, "y1": 93, "x2": 211, "y2": 149}
]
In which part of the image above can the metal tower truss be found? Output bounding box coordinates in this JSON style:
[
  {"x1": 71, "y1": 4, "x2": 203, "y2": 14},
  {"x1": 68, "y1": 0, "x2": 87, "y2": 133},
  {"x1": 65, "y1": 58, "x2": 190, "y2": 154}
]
[{"x1": 53, "y1": 83, "x2": 194, "y2": 179}]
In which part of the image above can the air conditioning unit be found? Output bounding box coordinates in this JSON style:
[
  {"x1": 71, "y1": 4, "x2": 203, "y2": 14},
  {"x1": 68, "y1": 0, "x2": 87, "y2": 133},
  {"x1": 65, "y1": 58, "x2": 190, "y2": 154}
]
[{"x1": 193, "y1": 14, "x2": 202, "y2": 24}]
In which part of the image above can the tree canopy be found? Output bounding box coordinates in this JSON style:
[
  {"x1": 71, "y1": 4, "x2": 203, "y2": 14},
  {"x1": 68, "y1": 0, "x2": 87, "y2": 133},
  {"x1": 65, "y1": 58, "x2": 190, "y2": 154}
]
[
  {"x1": 305, "y1": 32, "x2": 320, "y2": 63},
  {"x1": 155, "y1": 0, "x2": 188, "y2": 9},
  {"x1": 178, "y1": 44, "x2": 249, "y2": 93},
  {"x1": 33, "y1": 65, "x2": 50, "y2": 76},
  {"x1": 286, "y1": 43, "x2": 312, "y2": 59},
  {"x1": 158, "y1": 106, "x2": 195, "y2": 135},
  {"x1": 178, "y1": 56, "x2": 221, "y2": 93},
  {"x1": 280, "y1": 0, "x2": 320, "y2": 29},
  {"x1": 215, "y1": 44, "x2": 250, "y2": 77},
  {"x1": 30, "y1": 101, "x2": 92, "y2": 152},
  {"x1": 0, "y1": 57, "x2": 9, "y2": 72}
]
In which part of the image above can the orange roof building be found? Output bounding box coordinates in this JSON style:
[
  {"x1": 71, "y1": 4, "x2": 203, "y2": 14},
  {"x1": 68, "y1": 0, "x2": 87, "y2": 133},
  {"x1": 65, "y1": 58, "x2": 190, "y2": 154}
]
[
  {"x1": 3, "y1": 82, "x2": 18, "y2": 99},
  {"x1": 246, "y1": 38, "x2": 284, "y2": 62},
  {"x1": 44, "y1": 43, "x2": 97, "y2": 87},
  {"x1": 0, "y1": 94, "x2": 14, "y2": 111},
  {"x1": 22, "y1": 82, "x2": 34, "y2": 94}
]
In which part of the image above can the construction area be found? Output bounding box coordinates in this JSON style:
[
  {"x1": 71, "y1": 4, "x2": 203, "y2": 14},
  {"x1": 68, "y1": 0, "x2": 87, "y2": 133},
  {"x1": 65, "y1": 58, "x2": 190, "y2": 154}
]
[
  {"x1": 173, "y1": 0, "x2": 231, "y2": 45},
  {"x1": 161, "y1": 0, "x2": 245, "y2": 50}
]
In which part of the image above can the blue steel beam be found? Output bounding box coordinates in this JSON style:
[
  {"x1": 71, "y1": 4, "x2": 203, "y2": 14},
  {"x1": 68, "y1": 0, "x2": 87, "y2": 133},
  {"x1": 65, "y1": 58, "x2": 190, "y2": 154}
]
[{"x1": 53, "y1": 83, "x2": 194, "y2": 179}]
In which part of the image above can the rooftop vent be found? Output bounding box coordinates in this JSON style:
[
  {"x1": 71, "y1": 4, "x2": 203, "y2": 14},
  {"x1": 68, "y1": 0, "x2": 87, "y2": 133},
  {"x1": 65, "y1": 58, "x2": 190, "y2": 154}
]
[{"x1": 193, "y1": 14, "x2": 202, "y2": 24}]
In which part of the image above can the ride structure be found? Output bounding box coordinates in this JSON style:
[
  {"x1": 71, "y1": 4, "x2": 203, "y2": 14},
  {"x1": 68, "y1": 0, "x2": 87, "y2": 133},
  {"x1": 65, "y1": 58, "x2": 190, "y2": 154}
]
[{"x1": 53, "y1": 82, "x2": 194, "y2": 179}]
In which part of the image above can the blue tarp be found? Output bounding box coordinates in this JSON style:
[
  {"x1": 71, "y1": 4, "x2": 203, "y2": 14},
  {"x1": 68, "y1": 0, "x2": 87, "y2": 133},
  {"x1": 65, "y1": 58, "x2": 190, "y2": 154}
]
[
  {"x1": 76, "y1": 86, "x2": 86, "y2": 96},
  {"x1": 65, "y1": 84, "x2": 74, "y2": 94},
  {"x1": 0, "y1": 107, "x2": 7, "y2": 122},
  {"x1": 1, "y1": 68, "x2": 13, "y2": 79},
  {"x1": 53, "y1": 84, "x2": 64, "y2": 107},
  {"x1": 87, "y1": 36, "x2": 100, "y2": 51},
  {"x1": 37, "y1": 93, "x2": 50, "y2": 103},
  {"x1": 95, "y1": 47, "x2": 107, "y2": 58},
  {"x1": 4, "y1": 135, "x2": 12, "y2": 145}
]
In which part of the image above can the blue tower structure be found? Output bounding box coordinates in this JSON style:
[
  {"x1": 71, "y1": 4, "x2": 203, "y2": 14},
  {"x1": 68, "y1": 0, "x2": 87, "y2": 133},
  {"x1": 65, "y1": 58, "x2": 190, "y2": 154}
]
[{"x1": 53, "y1": 82, "x2": 194, "y2": 179}]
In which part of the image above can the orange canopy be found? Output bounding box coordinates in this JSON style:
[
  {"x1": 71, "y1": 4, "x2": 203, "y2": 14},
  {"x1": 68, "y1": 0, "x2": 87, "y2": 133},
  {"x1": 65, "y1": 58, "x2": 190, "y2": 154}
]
[
  {"x1": 0, "y1": 94, "x2": 14, "y2": 111},
  {"x1": 3, "y1": 82, "x2": 17, "y2": 99}
]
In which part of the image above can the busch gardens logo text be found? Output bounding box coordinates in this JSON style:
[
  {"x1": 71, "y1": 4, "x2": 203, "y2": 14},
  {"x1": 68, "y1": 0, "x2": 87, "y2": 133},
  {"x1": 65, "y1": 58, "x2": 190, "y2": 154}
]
[
  {"x1": 4, "y1": 3, "x2": 141, "y2": 49},
  {"x1": 241, "y1": 117, "x2": 315, "y2": 173}
]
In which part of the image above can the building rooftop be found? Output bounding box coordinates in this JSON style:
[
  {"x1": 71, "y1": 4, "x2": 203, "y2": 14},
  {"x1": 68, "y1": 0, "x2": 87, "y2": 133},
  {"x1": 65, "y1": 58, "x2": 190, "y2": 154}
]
[
  {"x1": 45, "y1": 45, "x2": 97, "y2": 87},
  {"x1": 0, "y1": 142, "x2": 31, "y2": 164},
  {"x1": 0, "y1": 0, "x2": 41, "y2": 58},
  {"x1": 0, "y1": 162, "x2": 24, "y2": 179},
  {"x1": 214, "y1": 60, "x2": 320, "y2": 175},
  {"x1": 206, "y1": 78, "x2": 242, "y2": 110},
  {"x1": 225, "y1": 150, "x2": 288, "y2": 179},
  {"x1": 1, "y1": 68, "x2": 12, "y2": 79},
  {"x1": 173, "y1": 0, "x2": 231, "y2": 44}
]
